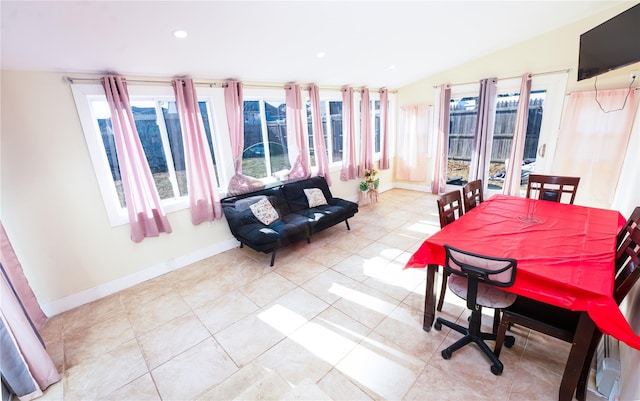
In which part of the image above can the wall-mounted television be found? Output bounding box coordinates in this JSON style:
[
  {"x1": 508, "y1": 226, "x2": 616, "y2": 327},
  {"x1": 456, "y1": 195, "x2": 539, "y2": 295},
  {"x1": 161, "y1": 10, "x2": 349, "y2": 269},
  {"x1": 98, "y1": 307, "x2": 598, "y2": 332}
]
[{"x1": 577, "y1": 4, "x2": 640, "y2": 81}]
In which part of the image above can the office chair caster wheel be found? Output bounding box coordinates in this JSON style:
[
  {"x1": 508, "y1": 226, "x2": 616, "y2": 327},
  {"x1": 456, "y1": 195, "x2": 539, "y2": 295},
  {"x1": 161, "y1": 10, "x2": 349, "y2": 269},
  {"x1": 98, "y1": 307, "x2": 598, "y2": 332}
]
[
  {"x1": 505, "y1": 336, "x2": 515, "y2": 348},
  {"x1": 491, "y1": 363, "x2": 503, "y2": 375},
  {"x1": 434, "y1": 321, "x2": 442, "y2": 331},
  {"x1": 441, "y1": 349, "x2": 452, "y2": 359}
]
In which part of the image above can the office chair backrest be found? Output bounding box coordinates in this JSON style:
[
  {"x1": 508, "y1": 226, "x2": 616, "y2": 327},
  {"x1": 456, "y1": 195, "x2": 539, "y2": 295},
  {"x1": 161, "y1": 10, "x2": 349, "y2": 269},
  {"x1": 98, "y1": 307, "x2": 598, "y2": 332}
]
[
  {"x1": 462, "y1": 179, "x2": 484, "y2": 213},
  {"x1": 526, "y1": 174, "x2": 580, "y2": 204},
  {"x1": 444, "y1": 245, "x2": 517, "y2": 309},
  {"x1": 437, "y1": 190, "x2": 464, "y2": 229}
]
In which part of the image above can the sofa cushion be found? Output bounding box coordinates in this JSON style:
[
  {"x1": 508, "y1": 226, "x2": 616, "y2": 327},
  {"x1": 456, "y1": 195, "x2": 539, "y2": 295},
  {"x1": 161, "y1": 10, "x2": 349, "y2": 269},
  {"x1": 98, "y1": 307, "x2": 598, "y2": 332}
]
[
  {"x1": 234, "y1": 195, "x2": 267, "y2": 211},
  {"x1": 282, "y1": 176, "x2": 333, "y2": 212},
  {"x1": 249, "y1": 198, "x2": 280, "y2": 225},
  {"x1": 304, "y1": 188, "x2": 328, "y2": 208}
]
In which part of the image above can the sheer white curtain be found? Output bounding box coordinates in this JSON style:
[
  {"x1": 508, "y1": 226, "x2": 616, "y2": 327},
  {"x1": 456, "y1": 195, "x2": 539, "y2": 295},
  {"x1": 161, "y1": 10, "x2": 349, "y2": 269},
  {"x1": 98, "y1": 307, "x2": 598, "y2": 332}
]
[
  {"x1": 468, "y1": 78, "x2": 497, "y2": 183},
  {"x1": 172, "y1": 78, "x2": 222, "y2": 225},
  {"x1": 102, "y1": 75, "x2": 172, "y2": 242},
  {"x1": 395, "y1": 104, "x2": 431, "y2": 182},
  {"x1": 553, "y1": 88, "x2": 637, "y2": 208},
  {"x1": 340, "y1": 87, "x2": 357, "y2": 181},
  {"x1": 503, "y1": 73, "x2": 532, "y2": 196},
  {"x1": 431, "y1": 84, "x2": 451, "y2": 194},
  {"x1": 612, "y1": 98, "x2": 640, "y2": 217}
]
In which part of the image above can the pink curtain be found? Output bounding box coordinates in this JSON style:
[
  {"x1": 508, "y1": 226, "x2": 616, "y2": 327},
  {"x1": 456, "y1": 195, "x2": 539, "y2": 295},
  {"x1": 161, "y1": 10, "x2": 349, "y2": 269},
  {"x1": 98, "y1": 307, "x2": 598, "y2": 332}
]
[
  {"x1": 285, "y1": 84, "x2": 311, "y2": 180},
  {"x1": 431, "y1": 84, "x2": 451, "y2": 194},
  {"x1": 308, "y1": 85, "x2": 332, "y2": 185},
  {"x1": 553, "y1": 88, "x2": 637, "y2": 207},
  {"x1": 359, "y1": 88, "x2": 374, "y2": 176},
  {"x1": 102, "y1": 75, "x2": 172, "y2": 242},
  {"x1": 340, "y1": 87, "x2": 357, "y2": 181},
  {"x1": 468, "y1": 77, "x2": 497, "y2": 183},
  {"x1": 1, "y1": 222, "x2": 60, "y2": 399},
  {"x1": 224, "y1": 80, "x2": 244, "y2": 174},
  {"x1": 396, "y1": 104, "x2": 431, "y2": 182},
  {"x1": 172, "y1": 78, "x2": 223, "y2": 225},
  {"x1": 379, "y1": 88, "x2": 390, "y2": 170},
  {"x1": 503, "y1": 73, "x2": 532, "y2": 196}
]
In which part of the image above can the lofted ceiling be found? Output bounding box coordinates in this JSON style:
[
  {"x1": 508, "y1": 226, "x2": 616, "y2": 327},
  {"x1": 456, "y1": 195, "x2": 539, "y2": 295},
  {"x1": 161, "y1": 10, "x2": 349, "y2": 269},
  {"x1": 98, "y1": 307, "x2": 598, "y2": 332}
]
[{"x1": 0, "y1": 1, "x2": 628, "y2": 89}]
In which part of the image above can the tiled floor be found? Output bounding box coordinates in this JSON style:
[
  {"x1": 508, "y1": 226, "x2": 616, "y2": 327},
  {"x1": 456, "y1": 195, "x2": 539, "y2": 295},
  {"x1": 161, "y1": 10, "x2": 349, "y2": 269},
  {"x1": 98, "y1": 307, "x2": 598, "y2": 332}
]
[{"x1": 38, "y1": 189, "x2": 606, "y2": 400}]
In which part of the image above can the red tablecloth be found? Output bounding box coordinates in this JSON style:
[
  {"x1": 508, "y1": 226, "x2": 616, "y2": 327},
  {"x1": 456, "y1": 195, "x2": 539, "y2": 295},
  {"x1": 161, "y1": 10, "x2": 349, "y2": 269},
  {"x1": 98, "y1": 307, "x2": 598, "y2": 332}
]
[{"x1": 406, "y1": 195, "x2": 640, "y2": 350}]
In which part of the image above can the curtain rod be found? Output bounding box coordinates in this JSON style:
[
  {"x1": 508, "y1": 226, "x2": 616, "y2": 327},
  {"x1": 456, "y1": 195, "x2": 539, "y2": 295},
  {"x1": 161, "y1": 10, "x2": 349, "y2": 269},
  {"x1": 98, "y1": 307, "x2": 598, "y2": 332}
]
[
  {"x1": 432, "y1": 68, "x2": 571, "y2": 89},
  {"x1": 63, "y1": 76, "x2": 397, "y2": 93}
]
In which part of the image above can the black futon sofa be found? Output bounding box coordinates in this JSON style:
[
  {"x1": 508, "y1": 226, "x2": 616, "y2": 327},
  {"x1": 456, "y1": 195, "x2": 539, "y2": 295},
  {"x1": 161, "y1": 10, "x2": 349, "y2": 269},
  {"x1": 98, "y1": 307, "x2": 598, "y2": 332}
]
[{"x1": 221, "y1": 176, "x2": 358, "y2": 266}]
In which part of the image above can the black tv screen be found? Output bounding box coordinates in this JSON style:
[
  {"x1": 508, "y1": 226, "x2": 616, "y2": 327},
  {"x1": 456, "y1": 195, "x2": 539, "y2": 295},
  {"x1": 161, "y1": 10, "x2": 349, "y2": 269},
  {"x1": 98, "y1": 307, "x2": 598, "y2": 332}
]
[{"x1": 577, "y1": 4, "x2": 640, "y2": 81}]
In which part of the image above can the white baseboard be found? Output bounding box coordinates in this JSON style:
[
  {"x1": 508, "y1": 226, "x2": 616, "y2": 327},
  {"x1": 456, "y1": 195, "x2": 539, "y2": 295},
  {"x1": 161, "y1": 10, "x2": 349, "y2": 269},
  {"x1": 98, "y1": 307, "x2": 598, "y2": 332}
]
[{"x1": 41, "y1": 238, "x2": 240, "y2": 316}]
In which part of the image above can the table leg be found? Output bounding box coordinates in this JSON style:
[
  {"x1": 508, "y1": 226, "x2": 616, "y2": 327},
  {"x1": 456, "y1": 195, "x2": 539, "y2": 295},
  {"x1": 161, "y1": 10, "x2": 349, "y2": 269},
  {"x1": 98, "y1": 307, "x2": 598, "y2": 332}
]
[
  {"x1": 423, "y1": 264, "x2": 438, "y2": 332},
  {"x1": 558, "y1": 312, "x2": 597, "y2": 401}
]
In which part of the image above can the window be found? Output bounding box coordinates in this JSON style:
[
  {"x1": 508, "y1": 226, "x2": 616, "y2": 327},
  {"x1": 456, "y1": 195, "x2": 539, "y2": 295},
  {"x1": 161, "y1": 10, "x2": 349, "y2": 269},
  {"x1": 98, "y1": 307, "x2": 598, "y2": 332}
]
[
  {"x1": 72, "y1": 84, "x2": 226, "y2": 226},
  {"x1": 73, "y1": 83, "x2": 396, "y2": 226},
  {"x1": 242, "y1": 99, "x2": 290, "y2": 178},
  {"x1": 445, "y1": 73, "x2": 567, "y2": 193}
]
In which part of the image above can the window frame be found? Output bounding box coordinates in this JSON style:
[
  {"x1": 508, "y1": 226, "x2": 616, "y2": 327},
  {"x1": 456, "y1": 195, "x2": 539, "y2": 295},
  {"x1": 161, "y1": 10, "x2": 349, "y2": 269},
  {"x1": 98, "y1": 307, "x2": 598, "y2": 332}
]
[
  {"x1": 438, "y1": 72, "x2": 568, "y2": 195},
  {"x1": 71, "y1": 83, "x2": 229, "y2": 226}
]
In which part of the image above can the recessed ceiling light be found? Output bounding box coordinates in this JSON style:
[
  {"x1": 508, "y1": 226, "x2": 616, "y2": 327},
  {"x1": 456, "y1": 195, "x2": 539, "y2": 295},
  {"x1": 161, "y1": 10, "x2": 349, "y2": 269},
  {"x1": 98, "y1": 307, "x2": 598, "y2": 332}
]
[
  {"x1": 173, "y1": 30, "x2": 188, "y2": 39},
  {"x1": 316, "y1": 52, "x2": 326, "y2": 59},
  {"x1": 388, "y1": 65, "x2": 396, "y2": 70}
]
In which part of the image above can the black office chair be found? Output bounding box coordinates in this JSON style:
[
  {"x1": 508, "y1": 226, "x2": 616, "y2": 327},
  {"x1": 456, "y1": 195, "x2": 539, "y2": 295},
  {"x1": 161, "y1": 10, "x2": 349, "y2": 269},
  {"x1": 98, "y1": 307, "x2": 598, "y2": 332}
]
[
  {"x1": 494, "y1": 207, "x2": 640, "y2": 400},
  {"x1": 434, "y1": 244, "x2": 517, "y2": 375}
]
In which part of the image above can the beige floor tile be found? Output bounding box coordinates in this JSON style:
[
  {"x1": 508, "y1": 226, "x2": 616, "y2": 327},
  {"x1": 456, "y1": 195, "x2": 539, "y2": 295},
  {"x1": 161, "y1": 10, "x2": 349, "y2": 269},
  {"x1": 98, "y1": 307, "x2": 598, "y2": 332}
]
[
  {"x1": 126, "y1": 291, "x2": 191, "y2": 335},
  {"x1": 254, "y1": 337, "x2": 335, "y2": 385},
  {"x1": 316, "y1": 369, "x2": 374, "y2": 401},
  {"x1": 61, "y1": 293, "x2": 125, "y2": 336},
  {"x1": 194, "y1": 289, "x2": 260, "y2": 334},
  {"x1": 332, "y1": 283, "x2": 400, "y2": 329},
  {"x1": 98, "y1": 373, "x2": 160, "y2": 401},
  {"x1": 239, "y1": 271, "x2": 297, "y2": 307},
  {"x1": 330, "y1": 254, "x2": 373, "y2": 283},
  {"x1": 197, "y1": 362, "x2": 293, "y2": 401},
  {"x1": 64, "y1": 339, "x2": 147, "y2": 400},
  {"x1": 214, "y1": 311, "x2": 288, "y2": 366},
  {"x1": 264, "y1": 287, "x2": 331, "y2": 329},
  {"x1": 152, "y1": 338, "x2": 238, "y2": 401},
  {"x1": 138, "y1": 311, "x2": 211, "y2": 369},
  {"x1": 64, "y1": 313, "x2": 135, "y2": 367},
  {"x1": 273, "y1": 257, "x2": 328, "y2": 285},
  {"x1": 335, "y1": 330, "x2": 426, "y2": 400},
  {"x1": 356, "y1": 241, "x2": 405, "y2": 261},
  {"x1": 301, "y1": 269, "x2": 361, "y2": 305},
  {"x1": 304, "y1": 243, "x2": 354, "y2": 268}
]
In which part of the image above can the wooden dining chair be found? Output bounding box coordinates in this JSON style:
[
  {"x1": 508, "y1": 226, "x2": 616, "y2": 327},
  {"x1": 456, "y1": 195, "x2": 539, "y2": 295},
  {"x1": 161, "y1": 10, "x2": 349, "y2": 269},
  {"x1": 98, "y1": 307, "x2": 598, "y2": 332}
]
[
  {"x1": 462, "y1": 179, "x2": 484, "y2": 213},
  {"x1": 434, "y1": 245, "x2": 517, "y2": 375},
  {"x1": 525, "y1": 174, "x2": 580, "y2": 204},
  {"x1": 494, "y1": 207, "x2": 640, "y2": 400},
  {"x1": 436, "y1": 190, "x2": 464, "y2": 312}
]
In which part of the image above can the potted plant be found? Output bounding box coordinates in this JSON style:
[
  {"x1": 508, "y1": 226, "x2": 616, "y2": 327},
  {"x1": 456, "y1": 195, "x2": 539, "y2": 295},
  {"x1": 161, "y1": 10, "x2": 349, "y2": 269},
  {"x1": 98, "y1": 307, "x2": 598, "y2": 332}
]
[{"x1": 359, "y1": 181, "x2": 369, "y2": 192}]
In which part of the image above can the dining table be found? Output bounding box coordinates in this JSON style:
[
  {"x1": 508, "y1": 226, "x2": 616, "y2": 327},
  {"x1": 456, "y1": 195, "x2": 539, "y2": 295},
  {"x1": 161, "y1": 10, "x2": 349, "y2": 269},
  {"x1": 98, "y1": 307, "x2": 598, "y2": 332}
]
[{"x1": 406, "y1": 194, "x2": 640, "y2": 401}]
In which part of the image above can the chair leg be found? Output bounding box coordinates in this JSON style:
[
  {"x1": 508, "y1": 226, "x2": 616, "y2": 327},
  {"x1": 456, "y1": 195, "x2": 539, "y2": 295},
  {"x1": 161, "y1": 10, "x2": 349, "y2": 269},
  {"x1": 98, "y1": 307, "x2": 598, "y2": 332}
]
[{"x1": 437, "y1": 271, "x2": 448, "y2": 311}]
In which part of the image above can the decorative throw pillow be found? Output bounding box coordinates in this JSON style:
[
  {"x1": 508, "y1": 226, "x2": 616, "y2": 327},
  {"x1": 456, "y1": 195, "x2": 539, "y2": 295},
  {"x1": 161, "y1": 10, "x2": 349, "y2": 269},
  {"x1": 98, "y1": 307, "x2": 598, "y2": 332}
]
[
  {"x1": 227, "y1": 173, "x2": 266, "y2": 196},
  {"x1": 249, "y1": 198, "x2": 279, "y2": 225},
  {"x1": 304, "y1": 188, "x2": 328, "y2": 208}
]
